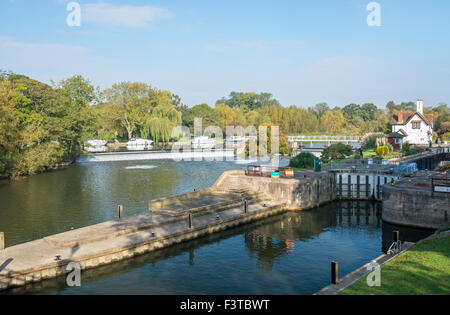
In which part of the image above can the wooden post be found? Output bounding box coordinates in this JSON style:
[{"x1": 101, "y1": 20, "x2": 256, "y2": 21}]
[
  {"x1": 339, "y1": 174, "x2": 343, "y2": 198},
  {"x1": 118, "y1": 205, "x2": 123, "y2": 219},
  {"x1": 348, "y1": 175, "x2": 352, "y2": 199},
  {"x1": 188, "y1": 213, "x2": 193, "y2": 229},
  {"x1": 366, "y1": 175, "x2": 369, "y2": 198},
  {"x1": 357, "y1": 175, "x2": 360, "y2": 199},
  {"x1": 377, "y1": 176, "x2": 381, "y2": 200},
  {"x1": 331, "y1": 261, "x2": 339, "y2": 284},
  {"x1": 244, "y1": 200, "x2": 248, "y2": 214},
  {"x1": 0, "y1": 232, "x2": 4, "y2": 250}
]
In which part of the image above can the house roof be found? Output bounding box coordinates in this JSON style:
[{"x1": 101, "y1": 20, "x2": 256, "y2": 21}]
[
  {"x1": 391, "y1": 111, "x2": 434, "y2": 126},
  {"x1": 386, "y1": 132, "x2": 405, "y2": 139}
]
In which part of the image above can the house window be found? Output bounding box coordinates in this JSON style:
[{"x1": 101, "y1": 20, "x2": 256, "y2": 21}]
[
  {"x1": 412, "y1": 122, "x2": 421, "y2": 129},
  {"x1": 395, "y1": 139, "x2": 402, "y2": 144}
]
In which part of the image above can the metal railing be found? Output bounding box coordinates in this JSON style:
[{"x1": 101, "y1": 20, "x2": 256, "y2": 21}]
[{"x1": 288, "y1": 135, "x2": 362, "y2": 142}]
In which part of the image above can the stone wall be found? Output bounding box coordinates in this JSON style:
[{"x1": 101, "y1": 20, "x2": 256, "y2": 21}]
[
  {"x1": 213, "y1": 171, "x2": 337, "y2": 210},
  {"x1": 383, "y1": 185, "x2": 450, "y2": 229}
]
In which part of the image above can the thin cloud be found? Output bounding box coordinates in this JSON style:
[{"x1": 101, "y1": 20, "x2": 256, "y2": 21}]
[{"x1": 83, "y1": 2, "x2": 173, "y2": 28}]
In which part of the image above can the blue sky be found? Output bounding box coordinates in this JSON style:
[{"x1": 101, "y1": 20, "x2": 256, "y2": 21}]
[{"x1": 1, "y1": 0, "x2": 449, "y2": 108}]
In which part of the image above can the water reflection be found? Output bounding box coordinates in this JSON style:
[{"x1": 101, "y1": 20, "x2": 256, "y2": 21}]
[{"x1": 244, "y1": 201, "x2": 382, "y2": 271}]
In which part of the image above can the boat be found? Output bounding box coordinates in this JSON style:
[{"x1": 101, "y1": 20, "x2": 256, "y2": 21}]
[
  {"x1": 84, "y1": 140, "x2": 108, "y2": 153},
  {"x1": 192, "y1": 136, "x2": 216, "y2": 149},
  {"x1": 126, "y1": 138, "x2": 153, "y2": 151}
]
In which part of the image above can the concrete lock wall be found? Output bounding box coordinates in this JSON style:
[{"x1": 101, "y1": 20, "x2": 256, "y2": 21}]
[
  {"x1": 383, "y1": 185, "x2": 450, "y2": 229},
  {"x1": 214, "y1": 171, "x2": 337, "y2": 210}
]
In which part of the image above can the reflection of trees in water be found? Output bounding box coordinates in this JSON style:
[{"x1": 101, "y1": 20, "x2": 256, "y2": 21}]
[{"x1": 244, "y1": 201, "x2": 382, "y2": 271}]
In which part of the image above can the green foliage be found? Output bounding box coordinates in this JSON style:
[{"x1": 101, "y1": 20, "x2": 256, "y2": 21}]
[
  {"x1": 402, "y1": 141, "x2": 411, "y2": 153},
  {"x1": 376, "y1": 145, "x2": 389, "y2": 156},
  {"x1": 321, "y1": 143, "x2": 354, "y2": 163},
  {"x1": 289, "y1": 152, "x2": 315, "y2": 169},
  {"x1": 385, "y1": 142, "x2": 394, "y2": 153}
]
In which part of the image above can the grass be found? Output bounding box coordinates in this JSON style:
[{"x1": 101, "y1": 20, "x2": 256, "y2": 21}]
[{"x1": 340, "y1": 236, "x2": 450, "y2": 295}]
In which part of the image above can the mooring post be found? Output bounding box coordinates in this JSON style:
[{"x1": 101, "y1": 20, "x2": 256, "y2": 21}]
[
  {"x1": 365, "y1": 175, "x2": 369, "y2": 198},
  {"x1": 0, "y1": 232, "x2": 4, "y2": 250},
  {"x1": 118, "y1": 205, "x2": 123, "y2": 219},
  {"x1": 189, "y1": 213, "x2": 193, "y2": 229},
  {"x1": 244, "y1": 200, "x2": 248, "y2": 214},
  {"x1": 357, "y1": 175, "x2": 360, "y2": 199},
  {"x1": 331, "y1": 261, "x2": 339, "y2": 285}
]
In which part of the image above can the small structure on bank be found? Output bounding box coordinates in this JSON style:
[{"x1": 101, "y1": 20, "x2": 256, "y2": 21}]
[{"x1": 386, "y1": 132, "x2": 405, "y2": 150}]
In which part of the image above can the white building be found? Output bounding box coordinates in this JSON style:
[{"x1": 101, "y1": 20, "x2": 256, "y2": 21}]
[{"x1": 391, "y1": 99, "x2": 434, "y2": 145}]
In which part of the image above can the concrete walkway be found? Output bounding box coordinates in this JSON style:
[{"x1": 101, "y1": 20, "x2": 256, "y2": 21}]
[{"x1": 0, "y1": 201, "x2": 286, "y2": 291}]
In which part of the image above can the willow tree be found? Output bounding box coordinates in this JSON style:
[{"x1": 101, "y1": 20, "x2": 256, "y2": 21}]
[{"x1": 141, "y1": 89, "x2": 181, "y2": 143}]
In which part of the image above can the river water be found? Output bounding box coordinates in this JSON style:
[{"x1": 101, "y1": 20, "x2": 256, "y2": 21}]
[{"x1": 0, "y1": 159, "x2": 433, "y2": 295}]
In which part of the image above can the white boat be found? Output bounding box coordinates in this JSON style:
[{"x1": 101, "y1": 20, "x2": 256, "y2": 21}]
[
  {"x1": 84, "y1": 140, "x2": 108, "y2": 153},
  {"x1": 127, "y1": 138, "x2": 153, "y2": 151},
  {"x1": 192, "y1": 136, "x2": 216, "y2": 149}
]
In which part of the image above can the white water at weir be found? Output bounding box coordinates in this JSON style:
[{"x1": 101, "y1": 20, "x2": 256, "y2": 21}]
[{"x1": 125, "y1": 165, "x2": 157, "y2": 170}]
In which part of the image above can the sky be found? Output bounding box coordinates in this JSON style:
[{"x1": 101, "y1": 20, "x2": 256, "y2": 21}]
[{"x1": 1, "y1": 0, "x2": 449, "y2": 108}]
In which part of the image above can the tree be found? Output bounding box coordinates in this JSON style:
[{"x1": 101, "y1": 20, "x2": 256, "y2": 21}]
[
  {"x1": 53, "y1": 75, "x2": 99, "y2": 157},
  {"x1": 319, "y1": 110, "x2": 345, "y2": 133},
  {"x1": 321, "y1": 143, "x2": 353, "y2": 163},
  {"x1": 215, "y1": 103, "x2": 237, "y2": 129},
  {"x1": 182, "y1": 103, "x2": 219, "y2": 131},
  {"x1": 142, "y1": 89, "x2": 181, "y2": 142},
  {"x1": 310, "y1": 103, "x2": 330, "y2": 119},
  {"x1": 103, "y1": 82, "x2": 152, "y2": 139},
  {"x1": 289, "y1": 152, "x2": 315, "y2": 168}
]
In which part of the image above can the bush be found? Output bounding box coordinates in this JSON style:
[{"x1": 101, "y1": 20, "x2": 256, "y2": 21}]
[
  {"x1": 321, "y1": 143, "x2": 354, "y2": 163},
  {"x1": 441, "y1": 133, "x2": 450, "y2": 141},
  {"x1": 290, "y1": 152, "x2": 315, "y2": 168},
  {"x1": 402, "y1": 142, "x2": 411, "y2": 153},
  {"x1": 386, "y1": 142, "x2": 394, "y2": 153},
  {"x1": 376, "y1": 145, "x2": 389, "y2": 157}
]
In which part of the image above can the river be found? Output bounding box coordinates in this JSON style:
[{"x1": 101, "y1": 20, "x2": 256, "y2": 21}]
[{"x1": 0, "y1": 159, "x2": 434, "y2": 294}]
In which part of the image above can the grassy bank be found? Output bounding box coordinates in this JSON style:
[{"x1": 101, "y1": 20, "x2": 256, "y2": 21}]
[{"x1": 340, "y1": 236, "x2": 450, "y2": 295}]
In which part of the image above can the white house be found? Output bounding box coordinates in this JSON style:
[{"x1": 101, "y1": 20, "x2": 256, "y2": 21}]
[{"x1": 391, "y1": 99, "x2": 434, "y2": 145}]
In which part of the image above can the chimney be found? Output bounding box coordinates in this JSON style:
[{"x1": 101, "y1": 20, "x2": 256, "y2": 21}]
[{"x1": 417, "y1": 99, "x2": 424, "y2": 115}]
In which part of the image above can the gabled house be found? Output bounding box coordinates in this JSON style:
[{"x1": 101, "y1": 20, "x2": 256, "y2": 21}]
[{"x1": 391, "y1": 99, "x2": 434, "y2": 145}]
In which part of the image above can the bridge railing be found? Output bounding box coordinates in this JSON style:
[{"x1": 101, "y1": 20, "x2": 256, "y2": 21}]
[{"x1": 288, "y1": 135, "x2": 362, "y2": 142}]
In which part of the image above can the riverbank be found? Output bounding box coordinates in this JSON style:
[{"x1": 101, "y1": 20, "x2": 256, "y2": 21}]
[{"x1": 340, "y1": 231, "x2": 450, "y2": 295}]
